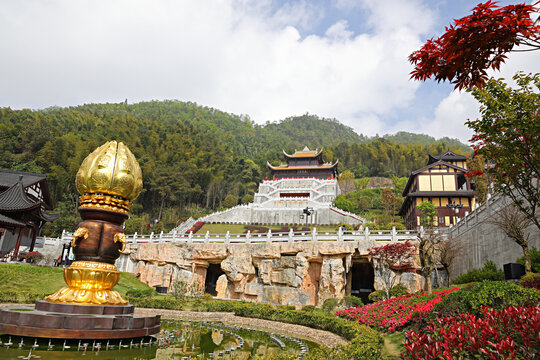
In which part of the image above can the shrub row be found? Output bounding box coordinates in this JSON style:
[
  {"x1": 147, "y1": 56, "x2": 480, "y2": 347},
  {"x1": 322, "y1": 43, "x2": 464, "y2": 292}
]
[
  {"x1": 518, "y1": 272, "x2": 540, "y2": 290},
  {"x1": 433, "y1": 281, "x2": 540, "y2": 317},
  {"x1": 127, "y1": 296, "x2": 184, "y2": 310},
  {"x1": 125, "y1": 288, "x2": 157, "y2": 298},
  {"x1": 453, "y1": 260, "x2": 504, "y2": 284},
  {"x1": 132, "y1": 296, "x2": 382, "y2": 359},
  {"x1": 403, "y1": 305, "x2": 540, "y2": 360},
  {"x1": 337, "y1": 288, "x2": 459, "y2": 333}
]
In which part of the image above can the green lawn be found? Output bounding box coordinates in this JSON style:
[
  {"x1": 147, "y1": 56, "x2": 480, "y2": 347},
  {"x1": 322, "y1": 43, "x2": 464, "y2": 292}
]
[
  {"x1": 197, "y1": 223, "x2": 339, "y2": 234},
  {"x1": 0, "y1": 262, "x2": 152, "y2": 302}
]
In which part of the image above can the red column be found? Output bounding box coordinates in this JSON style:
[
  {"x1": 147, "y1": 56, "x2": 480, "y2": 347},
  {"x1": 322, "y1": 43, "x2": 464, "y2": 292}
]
[
  {"x1": 29, "y1": 224, "x2": 38, "y2": 252},
  {"x1": 12, "y1": 228, "x2": 24, "y2": 260}
]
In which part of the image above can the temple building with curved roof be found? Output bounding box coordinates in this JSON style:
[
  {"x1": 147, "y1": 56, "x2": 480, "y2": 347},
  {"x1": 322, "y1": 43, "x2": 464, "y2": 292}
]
[
  {"x1": 267, "y1": 146, "x2": 339, "y2": 180},
  {"x1": 195, "y1": 147, "x2": 363, "y2": 226},
  {"x1": 0, "y1": 170, "x2": 60, "y2": 259}
]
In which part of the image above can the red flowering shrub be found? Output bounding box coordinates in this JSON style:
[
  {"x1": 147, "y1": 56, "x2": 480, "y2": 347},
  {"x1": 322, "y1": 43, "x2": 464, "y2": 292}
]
[
  {"x1": 24, "y1": 251, "x2": 44, "y2": 263},
  {"x1": 402, "y1": 305, "x2": 540, "y2": 360},
  {"x1": 187, "y1": 221, "x2": 204, "y2": 234},
  {"x1": 336, "y1": 288, "x2": 459, "y2": 333},
  {"x1": 518, "y1": 273, "x2": 540, "y2": 290}
]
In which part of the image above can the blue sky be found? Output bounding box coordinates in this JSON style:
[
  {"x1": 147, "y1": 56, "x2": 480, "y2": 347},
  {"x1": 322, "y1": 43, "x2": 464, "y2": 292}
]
[{"x1": 0, "y1": 0, "x2": 538, "y2": 143}]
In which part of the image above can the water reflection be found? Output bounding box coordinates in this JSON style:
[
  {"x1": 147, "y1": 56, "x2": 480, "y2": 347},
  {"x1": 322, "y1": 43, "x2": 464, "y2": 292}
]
[{"x1": 0, "y1": 320, "x2": 313, "y2": 360}]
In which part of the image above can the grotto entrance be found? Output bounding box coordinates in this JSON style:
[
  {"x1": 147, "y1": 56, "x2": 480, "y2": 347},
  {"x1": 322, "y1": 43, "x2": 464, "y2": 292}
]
[
  {"x1": 349, "y1": 260, "x2": 374, "y2": 304},
  {"x1": 205, "y1": 263, "x2": 225, "y2": 296}
]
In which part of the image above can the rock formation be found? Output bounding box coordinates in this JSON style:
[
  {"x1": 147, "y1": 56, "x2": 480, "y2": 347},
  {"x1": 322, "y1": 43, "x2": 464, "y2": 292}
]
[{"x1": 119, "y1": 241, "x2": 424, "y2": 307}]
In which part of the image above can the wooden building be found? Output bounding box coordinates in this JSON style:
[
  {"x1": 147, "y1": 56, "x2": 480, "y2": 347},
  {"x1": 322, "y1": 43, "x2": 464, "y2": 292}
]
[
  {"x1": 399, "y1": 151, "x2": 474, "y2": 230},
  {"x1": 267, "y1": 147, "x2": 338, "y2": 180},
  {"x1": 0, "y1": 170, "x2": 59, "y2": 259}
]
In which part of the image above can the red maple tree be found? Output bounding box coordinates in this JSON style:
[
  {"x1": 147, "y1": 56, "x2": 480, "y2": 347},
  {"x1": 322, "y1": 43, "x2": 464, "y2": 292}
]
[
  {"x1": 368, "y1": 240, "x2": 416, "y2": 298},
  {"x1": 409, "y1": 1, "x2": 540, "y2": 90}
]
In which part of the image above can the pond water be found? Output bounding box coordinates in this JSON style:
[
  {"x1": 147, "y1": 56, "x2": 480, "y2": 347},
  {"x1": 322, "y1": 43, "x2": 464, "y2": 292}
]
[{"x1": 0, "y1": 319, "x2": 315, "y2": 359}]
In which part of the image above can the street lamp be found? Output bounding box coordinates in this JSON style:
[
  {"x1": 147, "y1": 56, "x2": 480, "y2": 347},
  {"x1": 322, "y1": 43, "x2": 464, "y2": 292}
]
[
  {"x1": 302, "y1": 207, "x2": 314, "y2": 229},
  {"x1": 446, "y1": 201, "x2": 463, "y2": 225}
]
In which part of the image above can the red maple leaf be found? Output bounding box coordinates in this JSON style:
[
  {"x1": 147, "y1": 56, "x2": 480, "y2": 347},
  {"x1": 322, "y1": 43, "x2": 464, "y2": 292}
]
[{"x1": 409, "y1": 1, "x2": 540, "y2": 90}]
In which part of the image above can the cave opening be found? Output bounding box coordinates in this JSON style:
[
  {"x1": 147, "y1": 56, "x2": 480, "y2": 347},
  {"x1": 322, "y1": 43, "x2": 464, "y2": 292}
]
[
  {"x1": 205, "y1": 263, "x2": 225, "y2": 296},
  {"x1": 350, "y1": 260, "x2": 375, "y2": 304}
]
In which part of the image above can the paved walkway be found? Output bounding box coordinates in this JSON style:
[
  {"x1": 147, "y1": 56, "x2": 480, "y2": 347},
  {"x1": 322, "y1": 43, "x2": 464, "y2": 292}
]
[{"x1": 135, "y1": 308, "x2": 348, "y2": 347}]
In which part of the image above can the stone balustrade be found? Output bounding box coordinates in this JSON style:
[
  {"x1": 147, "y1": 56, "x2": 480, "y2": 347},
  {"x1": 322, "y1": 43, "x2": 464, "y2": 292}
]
[{"x1": 42, "y1": 227, "x2": 418, "y2": 246}]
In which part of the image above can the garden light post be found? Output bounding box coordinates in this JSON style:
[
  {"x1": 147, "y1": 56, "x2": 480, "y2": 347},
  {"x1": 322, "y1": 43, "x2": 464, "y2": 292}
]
[
  {"x1": 303, "y1": 207, "x2": 313, "y2": 229},
  {"x1": 446, "y1": 201, "x2": 463, "y2": 225}
]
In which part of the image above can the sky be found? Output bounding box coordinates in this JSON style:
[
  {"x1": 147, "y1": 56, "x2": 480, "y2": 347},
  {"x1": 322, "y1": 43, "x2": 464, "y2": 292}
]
[{"x1": 1, "y1": 0, "x2": 538, "y2": 143}]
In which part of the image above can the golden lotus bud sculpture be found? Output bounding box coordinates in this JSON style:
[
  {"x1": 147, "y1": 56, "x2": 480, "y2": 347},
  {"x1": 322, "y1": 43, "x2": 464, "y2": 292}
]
[{"x1": 46, "y1": 141, "x2": 143, "y2": 306}]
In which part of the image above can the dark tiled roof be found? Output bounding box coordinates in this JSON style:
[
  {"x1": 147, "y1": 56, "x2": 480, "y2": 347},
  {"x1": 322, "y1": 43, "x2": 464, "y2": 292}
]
[
  {"x1": 402, "y1": 160, "x2": 467, "y2": 196},
  {"x1": 0, "y1": 213, "x2": 26, "y2": 227},
  {"x1": 0, "y1": 169, "x2": 53, "y2": 209},
  {"x1": 37, "y1": 209, "x2": 61, "y2": 222},
  {"x1": 0, "y1": 170, "x2": 46, "y2": 189},
  {"x1": 0, "y1": 178, "x2": 40, "y2": 211},
  {"x1": 283, "y1": 147, "x2": 323, "y2": 159},
  {"x1": 428, "y1": 151, "x2": 467, "y2": 164},
  {"x1": 267, "y1": 161, "x2": 338, "y2": 171}
]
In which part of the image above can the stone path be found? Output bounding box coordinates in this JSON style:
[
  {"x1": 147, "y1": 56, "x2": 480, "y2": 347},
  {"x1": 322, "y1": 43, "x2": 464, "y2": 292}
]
[{"x1": 135, "y1": 308, "x2": 348, "y2": 348}]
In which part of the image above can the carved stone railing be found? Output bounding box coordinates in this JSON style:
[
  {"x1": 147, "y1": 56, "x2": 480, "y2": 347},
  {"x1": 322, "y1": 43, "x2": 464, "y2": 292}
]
[{"x1": 39, "y1": 227, "x2": 418, "y2": 246}]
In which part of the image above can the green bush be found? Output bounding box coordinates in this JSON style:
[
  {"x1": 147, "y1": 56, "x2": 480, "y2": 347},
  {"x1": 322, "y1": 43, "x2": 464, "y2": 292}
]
[
  {"x1": 387, "y1": 222, "x2": 406, "y2": 230},
  {"x1": 125, "y1": 288, "x2": 156, "y2": 298},
  {"x1": 128, "y1": 296, "x2": 184, "y2": 310},
  {"x1": 435, "y1": 281, "x2": 540, "y2": 317},
  {"x1": 518, "y1": 272, "x2": 540, "y2": 289},
  {"x1": 321, "y1": 298, "x2": 339, "y2": 312},
  {"x1": 516, "y1": 247, "x2": 540, "y2": 273},
  {"x1": 340, "y1": 295, "x2": 364, "y2": 308},
  {"x1": 202, "y1": 293, "x2": 214, "y2": 301},
  {"x1": 389, "y1": 284, "x2": 409, "y2": 298},
  {"x1": 368, "y1": 290, "x2": 386, "y2": 302},
  {"x1": 453, "y1": 260, "x2": 504, "y2": 284},
  {"x1": 301, "y1": 305, "x2": 316, "y2": 312},
  {"x1": 363, "y1": 222, "x2": 377, "y2": 230},
  {"x1": 336, "y1": 223, "x2": 354, "y2": 231}
]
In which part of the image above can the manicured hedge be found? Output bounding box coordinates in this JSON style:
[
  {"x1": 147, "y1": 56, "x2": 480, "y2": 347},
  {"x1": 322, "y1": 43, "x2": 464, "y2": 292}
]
[
  {"x1": 132, "y1": 296, "x2": 383, "y2": 359},
  {"x1": 434, "y1": 281, "x2": 540, "y2": 317},
  {"x1": 453, "y1": 260, "x2": 504, "y2": 284},
  {"x1": 403, "y1": 305, "x2": 540, "y2": 359},
  {"x1": 127, "y1": 296, "x2": 184, "y2": 310}
]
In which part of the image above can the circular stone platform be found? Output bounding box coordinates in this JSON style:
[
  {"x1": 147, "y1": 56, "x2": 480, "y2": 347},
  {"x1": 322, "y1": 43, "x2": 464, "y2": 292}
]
[{"x1": 0, "y1": 301, "x2": 160, "y2": 339}]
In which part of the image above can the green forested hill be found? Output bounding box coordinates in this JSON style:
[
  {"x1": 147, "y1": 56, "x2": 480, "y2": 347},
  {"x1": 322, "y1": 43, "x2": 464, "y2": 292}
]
[
  {"x1": 382, "y1": 131, "x2": 470, "y2": 152},
  {"x1": 0, "y1": 101, "x2": 470, "y2": 234}
]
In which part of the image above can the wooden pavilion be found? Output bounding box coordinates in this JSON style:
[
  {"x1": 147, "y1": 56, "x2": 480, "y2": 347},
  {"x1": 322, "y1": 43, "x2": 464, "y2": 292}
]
[{"x1": 0, "y1": 170, "x2": 60, "y2": 260}]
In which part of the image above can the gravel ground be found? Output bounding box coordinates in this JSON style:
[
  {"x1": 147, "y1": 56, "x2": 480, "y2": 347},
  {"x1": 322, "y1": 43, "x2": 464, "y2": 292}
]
[{"x1": 135, "y1": 308, "x2": 348, "y2": 348}]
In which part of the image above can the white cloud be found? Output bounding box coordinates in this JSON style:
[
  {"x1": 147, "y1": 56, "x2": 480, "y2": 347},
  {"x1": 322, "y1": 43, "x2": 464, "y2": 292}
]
[{"x1": 0, "y1": 0, "x2": 444, "y2": 138}]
